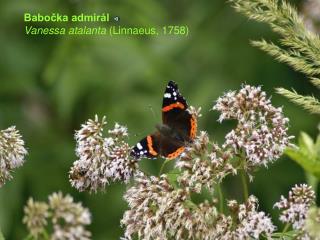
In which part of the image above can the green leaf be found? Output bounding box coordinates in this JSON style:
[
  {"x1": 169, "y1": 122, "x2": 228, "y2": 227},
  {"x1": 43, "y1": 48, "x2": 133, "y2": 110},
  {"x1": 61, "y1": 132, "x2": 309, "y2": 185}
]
[
  {"x1": 166, "y1": 169, "x2": 181, "y2": 189},
  {"x1": 315, "y1": 134, "x2": 320, "y2": 156},
  {"x1": 0, "y1": 230, "x2": 4, "y2": 240},
  {"x1": 271, "y1": 230, "x2": 298, "y2": 239},
  {"x1": 306, "y1": 172, "x2": 318, "y2": 196},
  {"x1": 299, "y1": 132, "x2": 315, "y2": 155},
  {"x1": 285, "y1": 132, "x2": 320, "y2": 179},
  {"x1": 184, "y1": 200, "x2": 198, "y2": 210}
]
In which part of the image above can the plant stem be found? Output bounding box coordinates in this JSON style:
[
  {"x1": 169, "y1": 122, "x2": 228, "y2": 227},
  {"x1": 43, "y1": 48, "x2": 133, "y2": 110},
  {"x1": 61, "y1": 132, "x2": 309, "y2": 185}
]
[
  {"x1": 240, "y1": 169, "x2": 249, "y2": 201},
  {"x1": 217, "y1": 183, "x2": 224, "y2": 213},
  {"x1": 42, "y1": 230, "x2": 50, "y2": 240},
  {"x1": 0, "y1": 227, "x2": 4, "y2": 240},
  {"x1": 282, "y1": 222, "x2": 291, "y2": 234},
  {"x1": 159, "y1": 159, "x2": 170, "y2": 176},
  {"x1": 23, "y1": 234, "x2": 33, "y2": 240}
]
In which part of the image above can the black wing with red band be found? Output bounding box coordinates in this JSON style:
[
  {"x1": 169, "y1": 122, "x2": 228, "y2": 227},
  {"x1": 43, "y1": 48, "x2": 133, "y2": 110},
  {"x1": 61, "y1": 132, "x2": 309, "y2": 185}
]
[
  {"x1": 162, "y1": 81, "x2": 187, "y2": 112},
  {"x1": 162, "y1": 81, "x2": 196, "y2": 141},
  {"x1": 130, "y1": 134, "x2": 158, "y2": 159}
]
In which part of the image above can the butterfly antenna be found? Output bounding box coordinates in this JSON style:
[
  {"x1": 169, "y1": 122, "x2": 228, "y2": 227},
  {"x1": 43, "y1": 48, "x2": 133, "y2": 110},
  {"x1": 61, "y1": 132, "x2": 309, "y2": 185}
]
[{"x1": 148, "y1": 105, "x2": 158, "y2": 120}]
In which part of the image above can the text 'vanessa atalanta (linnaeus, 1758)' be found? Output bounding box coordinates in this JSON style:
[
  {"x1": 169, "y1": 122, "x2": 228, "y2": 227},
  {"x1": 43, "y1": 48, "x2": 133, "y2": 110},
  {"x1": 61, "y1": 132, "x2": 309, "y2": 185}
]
[{"x1": 131, "y1": 81, "x2": 197, "y2": 160}]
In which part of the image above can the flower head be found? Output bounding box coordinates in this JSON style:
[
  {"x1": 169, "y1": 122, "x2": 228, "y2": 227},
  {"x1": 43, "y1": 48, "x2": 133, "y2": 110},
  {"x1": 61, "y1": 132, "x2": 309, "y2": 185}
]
[
  {"x1": 23, "y1": 192, "x2": 91, "y2": 240},
  {"x1": 305, "y1": 207, "x2": 320, "y2": 240},
  {"x1": 122, "y1": 173, "x2": 275, "y2": 240},
  {"x1": 69, "y1": 115, "x2": 138, "y2": 192},
  {"x1": 176, "y1": 131, "x2": 236, "y2": 193},
  {"x1": 274, "y1": 184, "x2": 315, "y2": 231},
  {"x1": 23, "y1": 198, "x2": 49, "y2": 237},
  {"x1": 121, "y1": 173, "x2": 218, "y2": 240},
  {"x1": 214, "y1": 196, "x2": 275, "y2": 239},
  {"x1": 0, "y1": 126, "x2": 27, "y2": 187},
  {"x1": 213, "y1": 85, "x2": 293, "y2": 169},
  {"x1": 49, "y1": 192, "x2": 91, "y2": 240}
]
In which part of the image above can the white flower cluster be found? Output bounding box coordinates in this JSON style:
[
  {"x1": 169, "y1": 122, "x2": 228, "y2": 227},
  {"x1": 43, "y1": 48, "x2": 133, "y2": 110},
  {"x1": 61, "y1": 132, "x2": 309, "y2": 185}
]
[
  {"x1": 49, "y1": 192, "x2": 91, "y2": 240},
  {"x1": 23, "y1": 192, "x2": 91, "y2": 240},
  {"x1": 305, "y1": 207, "x2": 320, "y2": 240},
  {"x1": 121, "y1": 173, "x2": 218, "y2": 240},
  {"x1": 121, "y1": 174, "x2": 274, "y2": 240},
  {"x1": 69, "y1": 115, "x2": 138, "y2": 192},
  {"x1": 213, "y1": 195, "x2": 275, "y2": 240},
  {"x1": 213, "y1": 85, "x2": 293, "y2": 169},
  {"x1": 0, "y1": 126, "x2": 27, "y2": 187},
  {"x1": 274, "y1": 184, "x2": 315, "y2": 238},
  {"x1": 23, "y1": 198, "x2": 49, "y2": 237},
  {"x1": 176, "y1": 131, "x2": 236, "y2": 193}
]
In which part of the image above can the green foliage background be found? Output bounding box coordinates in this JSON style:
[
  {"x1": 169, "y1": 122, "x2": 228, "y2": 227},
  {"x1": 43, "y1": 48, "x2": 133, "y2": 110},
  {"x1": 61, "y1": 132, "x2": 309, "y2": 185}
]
[{"x1": 0, "y1": 0, "x2": 319, "y2": 239}]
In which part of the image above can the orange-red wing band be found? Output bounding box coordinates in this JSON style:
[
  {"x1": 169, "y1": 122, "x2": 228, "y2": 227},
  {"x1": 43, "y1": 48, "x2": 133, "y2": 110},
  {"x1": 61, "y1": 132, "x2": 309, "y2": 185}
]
[
  {"x1": 166, "y1": 146, "x2": 185, "y2": 159},
  {"x1": 147, "y1": 135, "x2": 158, "y2": 156},
  {"x1": 190, "y1": 115, "x2": 197, "y2": 139},
  {"x1": 162, "y1": 102, "x2": 185, "y2": 112}
]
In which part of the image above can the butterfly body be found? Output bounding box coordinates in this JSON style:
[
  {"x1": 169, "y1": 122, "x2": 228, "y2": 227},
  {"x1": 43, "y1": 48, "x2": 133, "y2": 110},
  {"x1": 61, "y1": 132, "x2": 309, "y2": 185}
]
[
  {"x1": 131, "y1": 81, "x2": 197, "y2": 160},
  {"x1": 155, "y1": 123, "x2": 186, "y2": 143}
]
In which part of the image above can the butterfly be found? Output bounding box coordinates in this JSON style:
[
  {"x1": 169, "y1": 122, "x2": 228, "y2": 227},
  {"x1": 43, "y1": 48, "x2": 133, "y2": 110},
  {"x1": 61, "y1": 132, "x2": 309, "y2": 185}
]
[{"x1": 131, "y1": 81, "x2": 197, "y2": 159}]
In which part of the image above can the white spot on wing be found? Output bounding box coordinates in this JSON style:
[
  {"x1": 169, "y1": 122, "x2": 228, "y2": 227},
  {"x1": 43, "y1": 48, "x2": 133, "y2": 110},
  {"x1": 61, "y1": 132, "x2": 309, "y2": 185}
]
[
  {"x1": 164, "y1": 93, "x2": 171, "y2": 98},
  {"x1": 137, "y1": 143, "x2": 143, "y2": 150},
  {"x1": 173, "y1": 92, "x2": 177, "y2": 96}
]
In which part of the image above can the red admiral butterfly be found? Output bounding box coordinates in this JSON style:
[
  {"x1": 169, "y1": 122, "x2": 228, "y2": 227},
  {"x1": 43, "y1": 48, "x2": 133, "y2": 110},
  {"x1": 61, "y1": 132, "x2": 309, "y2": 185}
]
[{"x1": 131, "y1": 81, "x2": 197, "y2": 159}]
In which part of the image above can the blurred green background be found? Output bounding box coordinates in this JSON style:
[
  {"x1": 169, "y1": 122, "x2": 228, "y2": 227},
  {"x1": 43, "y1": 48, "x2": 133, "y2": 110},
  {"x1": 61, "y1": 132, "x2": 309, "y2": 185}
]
[{"x1": 0, "y1": 0, "x2": 319, "y2": 239}]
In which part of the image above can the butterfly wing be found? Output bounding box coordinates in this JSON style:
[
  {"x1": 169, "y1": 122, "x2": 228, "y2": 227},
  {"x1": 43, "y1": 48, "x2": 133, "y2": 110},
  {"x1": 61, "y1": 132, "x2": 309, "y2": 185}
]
[
  {"x1": 162, "y1": 81, "x2": 188, "y2": 111},
  {"x1": 131, "y1": 134, "x2": 159, "y2": 159},
  {"x1": 158, "y1": 135, "x2": 185, "y2": 159},
  {"x1": 162, "y1": 81, "x2": 197, "y2": 141},
  {"x1": 131, "y1": 132, "x2": 185, "y2": 160}
]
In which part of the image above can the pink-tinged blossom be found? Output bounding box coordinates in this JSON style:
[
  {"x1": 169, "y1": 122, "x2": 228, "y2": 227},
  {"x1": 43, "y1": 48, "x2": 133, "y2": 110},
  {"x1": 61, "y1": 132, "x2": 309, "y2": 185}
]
[
  {"x1": 23, "y1": 192, "x2": 92, "y2": 240},
  {"x1": 213, "y1": 85, "x2": 294, "y2": 169},
  {"x1": 0, "y1": 126, "x2": 27, "y2": 187},
  {"x1": 121, "y1": 173, "x2": 218, "y2": 240},
  {"x1": 274, "y1": 184, "x2": 315, "y2": 239},
  {"x1": 69, "y1": 115, "x2": 138, "y2": 192},
  {"x1": 214, "y1": 196, "x2": 275, "y2": 239},
  {"x1": 176, "y1": 131, "x2": 236, "y2": 193}
]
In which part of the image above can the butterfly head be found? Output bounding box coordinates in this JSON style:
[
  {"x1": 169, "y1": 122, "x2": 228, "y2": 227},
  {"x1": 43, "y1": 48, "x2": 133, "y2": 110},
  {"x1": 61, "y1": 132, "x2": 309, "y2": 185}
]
[{"x1": 155, "y1": 123, "x2": 171, "y2": 135}]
